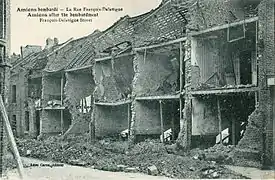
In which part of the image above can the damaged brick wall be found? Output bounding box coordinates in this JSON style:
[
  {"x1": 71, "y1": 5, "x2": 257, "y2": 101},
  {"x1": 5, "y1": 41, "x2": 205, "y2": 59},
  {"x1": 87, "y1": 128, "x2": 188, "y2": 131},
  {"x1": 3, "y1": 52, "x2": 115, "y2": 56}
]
[
  {"x1": 41, "y1": 74, "x2": 61, "y2": 105},
  {"x1": 40, "y1": 73, "x2": 62, "y2": 135},
  {"x1": 191, "y1": 96, "x2": 220, "y2": 136},
  {"x1": 134, "y1": 101, "x2": 161, "y2": 135},
  {"x1": 94, "y1": 55, "x2": 134, "y2": 102},
  {"x1": 94, "y1": 105, "x2": 129, "y2": 137},
  {"x1": 237, "y1": 108, "x2": 264, "y2": 151},
  {"x1": 63, "y1": 69, "x2": 95, "y2": 135},
  {"x1": 8, "y1": 70, "x2": 29, "y2": 137},
  {"x1": 40, "y1": 110, "x2": 61, "y2": 135},
  {"x1": 133, "y1": 52, "x2": 179, "y2": 97},
  {"x1": 187, "y1": 0, "x2": 257, "y2": 31},
  {"x1": 175, "y1": 38, "x2": 192, "y2": 149},
  {"x1": 256, "y1": 0, "x2": 275, "y2": 166}
]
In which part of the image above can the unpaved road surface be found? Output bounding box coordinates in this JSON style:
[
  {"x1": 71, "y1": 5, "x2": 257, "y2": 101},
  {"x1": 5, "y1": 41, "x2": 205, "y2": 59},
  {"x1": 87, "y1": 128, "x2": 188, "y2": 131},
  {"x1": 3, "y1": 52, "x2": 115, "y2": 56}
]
[
  {"x1": 226, "y1": 165, "x2": 275, "y2": 179},
  {"x1": 3, "y1": 157, "x2": 172, "y2": 180}
]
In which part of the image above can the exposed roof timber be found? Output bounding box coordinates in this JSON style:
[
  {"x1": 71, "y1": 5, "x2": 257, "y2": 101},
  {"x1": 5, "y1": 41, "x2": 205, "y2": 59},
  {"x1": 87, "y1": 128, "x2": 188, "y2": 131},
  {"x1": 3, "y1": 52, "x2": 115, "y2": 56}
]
[
  {"x1": 191, "y1": 87, "x2": 259, "y2": 96},
  {"x1": 65, "y1": 64, "x2": 93, "y2": 72},
  {"x1": 134, "y1": 37, "x2": 187, "y2": 51},
  {"x1": 95, "y1": 52, "x2": 134, "y2": 62},
  {"x1": 43, "y1": 69, "x2": 64, "y2": 77},
  {"x1": 135, "y1": 94, "x2": 181, "y2": 101},
  {"x1": 94, "y1": 99, "x2": 132, "y2": 106},
  {"x1": 191, "y1": 16, "x2": 258, "y2": 36},
  {"x1": 0, "y1": 39, "x2": 6, "y2": 46}
]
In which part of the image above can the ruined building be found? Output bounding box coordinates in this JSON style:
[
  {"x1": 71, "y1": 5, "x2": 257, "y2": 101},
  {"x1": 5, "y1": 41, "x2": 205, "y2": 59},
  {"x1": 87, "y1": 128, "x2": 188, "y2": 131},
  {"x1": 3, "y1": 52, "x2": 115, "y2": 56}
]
[
  {"x1": 8, "y1": 0, "x2": 274, "y2": 167},
  {"x1": 0, "y1": 0, "x2": 10, "y2": 176}
]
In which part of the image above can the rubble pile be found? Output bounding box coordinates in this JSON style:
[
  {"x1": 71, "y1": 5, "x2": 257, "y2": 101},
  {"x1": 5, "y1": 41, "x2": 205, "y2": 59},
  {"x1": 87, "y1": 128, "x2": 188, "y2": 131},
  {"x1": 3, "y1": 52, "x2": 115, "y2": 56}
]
[
  {"x1": 190, "y1": 144, "x2": 235, "y2": 164},
  {"x1": 15, "y1": 135, "x2": 246, "y2": 179}
]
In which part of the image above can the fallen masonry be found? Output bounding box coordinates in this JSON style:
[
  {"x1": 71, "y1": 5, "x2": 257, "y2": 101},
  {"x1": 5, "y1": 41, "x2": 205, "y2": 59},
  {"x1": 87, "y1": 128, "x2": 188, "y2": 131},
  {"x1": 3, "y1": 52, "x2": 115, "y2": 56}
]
[{"x1": 13, "y1": 135, "x2": 247, "y2": 179}]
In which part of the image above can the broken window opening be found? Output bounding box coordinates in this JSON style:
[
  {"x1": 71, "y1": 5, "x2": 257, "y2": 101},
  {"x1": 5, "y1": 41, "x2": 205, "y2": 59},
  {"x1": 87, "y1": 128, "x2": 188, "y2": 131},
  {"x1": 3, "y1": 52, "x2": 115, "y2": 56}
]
[
  {"x1": 11, "y1": 85, "x2": 16, "y2": 103},
  {"x1": 191, "y1": 21, "x2": 257, "y2": 90},
  {"x1": 11, "y1": 115, "x2": 17, "y2": 137},
  {"x1": 191, "y1": 93, "x2": 255, "y2": 149},
  {"x1": 227, "y1": 23, "x2": 246, "y2": 43},
  {"x1": 28, "y1": 77, "x2": 42, "y2": 99},
  {"x1": 136, "y1": 44, "x2": 184, "y2": 97},
  {"x1": 94, "y1": 104, "x2": 129, "y2": 140},
  {"x1": 35, "y1": 110, "x2": 40, "y2": 137},
  {"x1": 78, "y1": 95, "x2": 92, "y2": 113},
  {"x1": 44, "y1": 74, "x2": 65, "y2": 109},
  {"x1": 25, "y1": 111, "x2": 29, "y2": 132},
  {"x1": 135, "y1": 100, "x2": 180, "y2": 144}
]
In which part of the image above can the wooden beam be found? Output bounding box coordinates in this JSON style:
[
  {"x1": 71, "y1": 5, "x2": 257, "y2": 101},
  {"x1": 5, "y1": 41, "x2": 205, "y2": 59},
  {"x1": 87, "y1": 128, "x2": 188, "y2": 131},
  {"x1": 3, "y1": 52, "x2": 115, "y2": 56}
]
[
  {"x1": 179, "y1": 41, "x2": 184, "y2": 137},
  {"x1": 143, "y1": 48, "x2": 147, "y2": 64},
  {"x1": 190, "y1": 16, "x2": 258, "y2": 36},
  {"x1": 94, "y1": 100, "x2": 132, "y2": 106},
  {"x1": 43, "y1": 106, "x2": 65, "y2": 110},
  {"x1": 191, "y1": 86, "x2": 259, "y2": 95},
  {"x1": 179, "y1": 97, "x2": 183, "y2": 133},
  {"x1": 65, "y1": 64, "x2": 93, "y2": 72},
  {"x1": 127, "y1": 103, "x2": 131, "y2": 141},
  {"x1": 135, "y1": 94, "x2": 180, "y2": 101},
  {"x1": 180, "y1": 41, "x2": 183, "y2": 91},
  {"x1": 0, "y1": 95, "x2": 25, "y2": 179},
  {"x1": 89, "y1": 106, "x2": 96, "y2": 143},
  {"x1": 217, "y1": 97, "x2": 222, "y2": 145},
  {"x1": 171, "y1": 102, "x2": 175, "y2": 141},
  {"x1": 134, "y1": 37, "x2": 187, "y2": 51},
  {"x1": 232, "y1": 117, "x2": 236, "y2": 146},
  {"x1": 95, "y1": 52, "x2": 134, "y2": 62},
  {"x1": 60, "y1": 75, "x2": 64, "y2": 134},
  {"x1": 159, "y1": 100, "x2": 164, "y2": 143}
]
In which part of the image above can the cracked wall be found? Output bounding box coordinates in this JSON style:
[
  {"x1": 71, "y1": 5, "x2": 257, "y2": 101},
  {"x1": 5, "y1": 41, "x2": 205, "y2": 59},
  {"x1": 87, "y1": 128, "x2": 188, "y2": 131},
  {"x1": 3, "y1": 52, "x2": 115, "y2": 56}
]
[
  {"x1": 133, "y1": 100, "x2": 180, "y2": 142},
  {"x1": 41, "y1": 74, "x2": 62, "y2": 105},
  {"x1": 8, "y1": 70, "x2": 28, "y2": 137},
  {"x1": 133, "y1": 52, "x2": 179, "y2": 97},
  {"x1": 63, "y1": 69, "x2": 95, "y2": 135},
  {"x1": 187, "y1": 0, "x2": 257, "y2": 31},
  {"x1": 190, "y1": 23, "x2": 257, "y2": 90},
  {"x1": 94, "y1": 105, "x2": 129, "y2": 137},
  {"x1": 40, "y1": 109, "x2": 71, "y2": 135},
  {"x1": 234, "y1": 0, "x2": 275, "y2": 166},
  {"x1": 40, "y1": 73, "x2": 64, "y2": 135},
  {"x1": 94, "y1": 55, "x2": 134, "y2": 102}
]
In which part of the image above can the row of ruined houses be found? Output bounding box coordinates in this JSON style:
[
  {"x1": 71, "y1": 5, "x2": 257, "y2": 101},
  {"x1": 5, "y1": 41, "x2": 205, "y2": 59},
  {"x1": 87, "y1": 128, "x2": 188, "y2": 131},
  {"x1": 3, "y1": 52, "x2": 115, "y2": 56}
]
[{"x1": 8, "y1": 0, "x2": 275, "y2": 166}]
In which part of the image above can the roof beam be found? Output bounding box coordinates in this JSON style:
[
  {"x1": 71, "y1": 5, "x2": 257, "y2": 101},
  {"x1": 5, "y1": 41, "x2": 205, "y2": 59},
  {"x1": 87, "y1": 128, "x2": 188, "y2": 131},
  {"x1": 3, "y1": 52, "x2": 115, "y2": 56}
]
[
  {"x1": 190, "y1": 16, "x2": 258, "y2": 36},
  {"x1": 95, "y1": 52, "x2": 134, "y2": 62},
  {"x1": 65, "y1": 64, "x2": 93, "y2": 72},
  {"x1": 134, "y1": 37, "x2": 187, "y2": 51}
]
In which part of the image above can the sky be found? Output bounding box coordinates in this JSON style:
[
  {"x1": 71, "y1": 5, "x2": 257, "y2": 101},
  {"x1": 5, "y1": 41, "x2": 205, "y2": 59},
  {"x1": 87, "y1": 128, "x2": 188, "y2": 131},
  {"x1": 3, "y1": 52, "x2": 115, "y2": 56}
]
[{"x1": 10, "y1": 0, "x2": 162, "y2": 54}]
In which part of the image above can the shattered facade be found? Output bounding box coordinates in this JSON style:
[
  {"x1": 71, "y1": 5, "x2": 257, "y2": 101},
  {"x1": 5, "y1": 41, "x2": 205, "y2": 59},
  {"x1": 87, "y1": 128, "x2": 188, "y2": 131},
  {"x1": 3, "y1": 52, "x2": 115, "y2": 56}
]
[{"x1": 8, "y1": 0, "x2": 275, "y2": 168}]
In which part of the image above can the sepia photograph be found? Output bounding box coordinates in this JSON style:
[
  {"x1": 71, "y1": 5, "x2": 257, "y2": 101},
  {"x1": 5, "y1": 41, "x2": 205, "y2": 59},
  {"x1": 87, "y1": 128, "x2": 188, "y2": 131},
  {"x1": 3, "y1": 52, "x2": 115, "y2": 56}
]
[{"x1": 0, "y1": 0, "x2": 274, "y2": 179}]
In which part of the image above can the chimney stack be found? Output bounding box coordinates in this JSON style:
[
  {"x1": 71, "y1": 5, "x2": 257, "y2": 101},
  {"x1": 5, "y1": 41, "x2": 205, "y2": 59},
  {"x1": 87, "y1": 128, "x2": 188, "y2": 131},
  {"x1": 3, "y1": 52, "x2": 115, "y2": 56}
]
[
  {"x1": 44, "y1": 38, "x2": 54, "y2": 49},
  {"x1": 54, "y1": 37, "x2": 59, "y2": 45}
]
